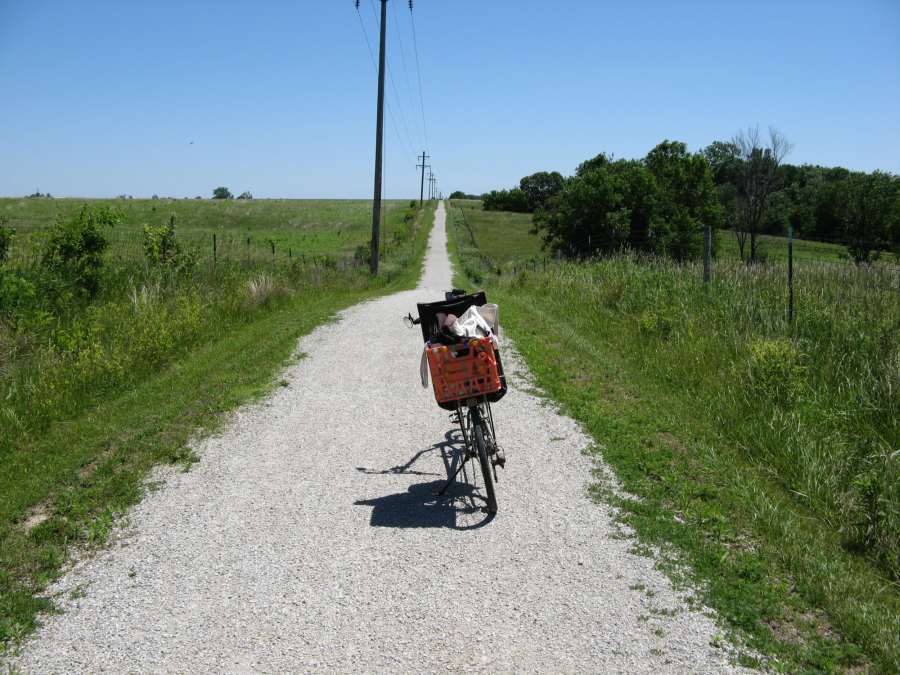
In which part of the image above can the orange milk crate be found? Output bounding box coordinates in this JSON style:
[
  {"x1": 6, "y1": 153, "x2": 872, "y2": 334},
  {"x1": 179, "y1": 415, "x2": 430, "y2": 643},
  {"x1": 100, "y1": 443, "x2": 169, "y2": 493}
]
[{"x1": 426, "y1": 337, "x2": 502, "y2": 404}]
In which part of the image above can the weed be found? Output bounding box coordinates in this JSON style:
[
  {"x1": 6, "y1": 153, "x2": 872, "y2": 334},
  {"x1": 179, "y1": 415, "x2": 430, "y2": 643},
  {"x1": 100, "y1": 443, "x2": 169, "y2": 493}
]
[{"x1": 242, "y1": 273, "x2": 290, "y2": 309}]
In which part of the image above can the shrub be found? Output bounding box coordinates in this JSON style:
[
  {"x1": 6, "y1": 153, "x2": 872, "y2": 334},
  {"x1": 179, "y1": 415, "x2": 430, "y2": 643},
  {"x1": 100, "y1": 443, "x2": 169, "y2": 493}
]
[
  {"x1": 142, "y1": 215, "x2": 181, "y2": 266},
  {"x1": 354, "y1": 244, "x2": 370, "y2": 267},
  {"x1": 242, "y1": 274, "x2": 290, "y2": 309},
  {"x1": 638, "y1": 310, "x2": 674, "y2": 340},
  {"x1": 0, "y1": 275, "x2": 37, "y2": 314},
  {"x1": 482, "y1": 188, "x2": 530, "y2": 213},
  {"x1": 41, "y1": 206, "x2": 119, "y2": 298},
  {"x1": 746, "y1": 337, "x2": 805, "y2": 404},
  {"x1": 0, "y1": 217, "x2": 13, "y2": 264}
]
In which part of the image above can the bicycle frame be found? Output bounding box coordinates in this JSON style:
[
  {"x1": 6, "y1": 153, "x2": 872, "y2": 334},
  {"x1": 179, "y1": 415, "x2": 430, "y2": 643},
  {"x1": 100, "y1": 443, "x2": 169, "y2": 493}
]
[{"x1": 406, "y1": 290, "x2": 504, "y2": 513}]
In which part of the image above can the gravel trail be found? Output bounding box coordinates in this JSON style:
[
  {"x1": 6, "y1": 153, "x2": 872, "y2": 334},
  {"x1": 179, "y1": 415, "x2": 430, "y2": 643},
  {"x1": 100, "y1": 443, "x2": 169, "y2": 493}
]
[{"x1": 9, "y1": 202, "x2": 743, "y2": 672}]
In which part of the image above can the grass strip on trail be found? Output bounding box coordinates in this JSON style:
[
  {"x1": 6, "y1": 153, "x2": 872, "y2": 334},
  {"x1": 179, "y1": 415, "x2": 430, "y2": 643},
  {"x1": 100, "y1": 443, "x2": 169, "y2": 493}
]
[{"x1": 446, "y1": 202, "x2": 900, "y2": 673}]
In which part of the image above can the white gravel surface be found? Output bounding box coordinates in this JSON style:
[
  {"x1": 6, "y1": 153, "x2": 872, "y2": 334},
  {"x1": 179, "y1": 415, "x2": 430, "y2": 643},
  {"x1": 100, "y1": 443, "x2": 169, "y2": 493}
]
[{"x1": 8, "y1": 202, "x2": 744, "y2": 672}]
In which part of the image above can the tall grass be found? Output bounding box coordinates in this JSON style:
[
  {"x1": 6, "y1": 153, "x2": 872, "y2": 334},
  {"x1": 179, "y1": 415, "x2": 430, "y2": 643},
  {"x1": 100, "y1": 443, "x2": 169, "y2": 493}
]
[
  {"x1": 500, "y1": 256, "x2": 899, "y2": 579},
  {"x1": 0, "y1": 202, "x2": 427, "y2": 451}
]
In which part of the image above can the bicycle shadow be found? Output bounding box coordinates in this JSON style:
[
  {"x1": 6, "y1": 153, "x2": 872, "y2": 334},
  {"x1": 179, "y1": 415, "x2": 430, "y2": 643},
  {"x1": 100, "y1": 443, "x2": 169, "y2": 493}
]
[{"x1": 354, "y1": 429, "x2": 495, "y2": 530}]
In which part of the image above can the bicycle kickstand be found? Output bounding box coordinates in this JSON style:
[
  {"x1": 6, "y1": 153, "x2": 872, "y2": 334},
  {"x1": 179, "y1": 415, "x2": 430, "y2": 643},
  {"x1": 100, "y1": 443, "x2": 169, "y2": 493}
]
[{"x1": 437, "y1": 455, "x2": 470, "y2": 496}]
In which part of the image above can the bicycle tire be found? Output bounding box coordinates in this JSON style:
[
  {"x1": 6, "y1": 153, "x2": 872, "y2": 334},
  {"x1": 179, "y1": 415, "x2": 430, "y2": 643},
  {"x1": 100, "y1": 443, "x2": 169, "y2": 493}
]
[{"x1": 472, "y1": 411, "x2": 498, "y2": 514}]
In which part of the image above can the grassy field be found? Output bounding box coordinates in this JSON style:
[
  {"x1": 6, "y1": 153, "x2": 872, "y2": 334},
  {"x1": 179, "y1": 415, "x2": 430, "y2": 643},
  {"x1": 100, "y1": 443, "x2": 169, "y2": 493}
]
[
  {"x1": 0, "y1": 198, "x2": 435, "y2": 651},
  {"x1": 447, "y1": 204, "x2": 900, "y2": 671},
  {"x1": 448, "y1": 198, "x2": 899, "y2": 269},
  {"x1": 1, "y1": 197, "x2": 413, "y2": 265}
]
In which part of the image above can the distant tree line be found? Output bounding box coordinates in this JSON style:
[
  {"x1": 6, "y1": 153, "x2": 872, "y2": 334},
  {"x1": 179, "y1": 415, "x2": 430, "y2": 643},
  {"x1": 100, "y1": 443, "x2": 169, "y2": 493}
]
[
  {"x1": 482, "y1": 127, "x2": 900, "y2": 263},
  {"x1": 212, "y1": 187, "x2": 253, "y2": 200}
]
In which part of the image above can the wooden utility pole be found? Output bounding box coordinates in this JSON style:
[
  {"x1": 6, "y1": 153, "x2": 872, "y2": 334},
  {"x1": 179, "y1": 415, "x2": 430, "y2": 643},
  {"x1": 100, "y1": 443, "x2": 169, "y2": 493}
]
[
  {"x1": 369, "y1": 0, "x2": 388, "y2": 275},
  {"x1": 417, "y1": 151, "x2": 430, "y2": 208}
]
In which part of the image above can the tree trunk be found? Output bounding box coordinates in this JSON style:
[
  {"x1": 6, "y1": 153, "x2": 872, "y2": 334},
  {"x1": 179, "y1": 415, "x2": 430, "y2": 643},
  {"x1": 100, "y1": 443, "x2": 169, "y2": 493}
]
[{"x1": 735, "y1": 229, "x2": 747, "y2": 261}]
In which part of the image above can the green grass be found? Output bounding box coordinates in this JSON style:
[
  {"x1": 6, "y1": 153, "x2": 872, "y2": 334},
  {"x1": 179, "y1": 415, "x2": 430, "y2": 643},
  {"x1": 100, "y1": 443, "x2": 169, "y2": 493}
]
[
  {"x1": 716, "y1": 230, "x2": 866, "y2": 264},
  {"x1": 450, "y1": 200, "x2": 542, "y2": 266},
  {"x1": 449, "y1": 198, "x2": 899, "y2": 269},
  {"x1": 447, "y1": 206, "x2": 900, "y2": 672},
  {"x1": 0, "y1": 199, "x2": 436, "y2": 652},
  {"x1": 0, "y1": 197, "x2": 413, "y2": 265}
]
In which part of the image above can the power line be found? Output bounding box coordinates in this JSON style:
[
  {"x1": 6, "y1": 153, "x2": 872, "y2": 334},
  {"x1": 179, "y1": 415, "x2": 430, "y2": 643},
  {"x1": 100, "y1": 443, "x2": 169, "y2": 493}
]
[
  {"x1": 354, "y1": 2, "x2": 414, "y2": 161},
  {"x1": 392, "y1": 0, "x2": 424, "y2": 151},
  {"x1": 409, "y1": 1, "x2": 430, "y2": 154},
  {"x1": 367, "y1": 0, "x2": 416, "y2": 160}
]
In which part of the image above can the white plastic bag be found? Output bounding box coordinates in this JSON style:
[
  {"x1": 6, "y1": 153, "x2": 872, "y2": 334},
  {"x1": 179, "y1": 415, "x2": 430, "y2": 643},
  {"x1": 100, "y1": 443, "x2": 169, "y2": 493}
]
[
  {"x1": 451, "y1": 306, "x2": 493, "y2": 339},
  {"x1": 478, "y1": 303, "x2": 499, "y2": 334}
]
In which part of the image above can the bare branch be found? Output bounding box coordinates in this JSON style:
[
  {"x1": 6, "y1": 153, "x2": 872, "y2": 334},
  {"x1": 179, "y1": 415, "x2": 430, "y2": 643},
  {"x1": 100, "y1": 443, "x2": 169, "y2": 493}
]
[{"x1": 730, "y1": 124, "x2": 793, "y2": 262}]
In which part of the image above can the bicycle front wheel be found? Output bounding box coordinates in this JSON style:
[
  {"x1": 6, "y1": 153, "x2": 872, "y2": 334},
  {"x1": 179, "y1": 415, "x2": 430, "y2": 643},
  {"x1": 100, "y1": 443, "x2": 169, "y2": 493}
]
[{"x1": 472, "y1": 413, "x2": 498, "y2": 514}]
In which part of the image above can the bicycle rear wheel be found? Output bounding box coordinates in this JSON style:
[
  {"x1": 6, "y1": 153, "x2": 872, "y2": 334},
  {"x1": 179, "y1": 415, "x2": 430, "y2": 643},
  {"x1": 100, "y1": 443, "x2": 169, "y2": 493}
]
[{"x1": 471, "y1": 408, "x2": 498, "y2": 514}]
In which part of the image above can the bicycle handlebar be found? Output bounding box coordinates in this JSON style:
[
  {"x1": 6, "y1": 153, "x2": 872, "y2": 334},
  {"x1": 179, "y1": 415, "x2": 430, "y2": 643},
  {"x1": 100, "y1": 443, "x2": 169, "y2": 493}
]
[{"x1": 404, "y1": 288, "x2": 467, "y2": 328}]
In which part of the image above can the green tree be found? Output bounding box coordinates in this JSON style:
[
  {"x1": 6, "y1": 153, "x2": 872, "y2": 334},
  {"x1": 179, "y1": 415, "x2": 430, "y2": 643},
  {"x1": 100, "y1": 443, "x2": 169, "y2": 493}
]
[
  {"x1": 237, "y1": 191, "x2": 253, "y2": 200},
  {"x1": 615, "y1": 162, "x2": 661, "y2": 253},
  {"x1": 519, "y1": 171, "x2": 564, "y2": 211},
  {"x1": 534, "y1": 168, "x2": 627, "y2": 255},
  {"x1": 41, "y1": 206, "x2": 120, "y2": 298},
  {"x1": 482, "y1": 188, "x2": 530, "y2": 213},
  {"x1": 839, "y1": 171, "x2": 900, "y2": 263},
  {"x1": 534, "y1": 161, "x2": 662, "y2": 257},
  {"x1": 576, "y1": 152, "x2": 612, "y2": 177},
  {"x1": 212, "y1": 187, "x2": 233, "y2": 200},
  {"x1": 703, "y1": 141, "x2": 742, "y2": 233},
  {"x1": 645, "y1": 140, "x2": 722, "y2": 260}
]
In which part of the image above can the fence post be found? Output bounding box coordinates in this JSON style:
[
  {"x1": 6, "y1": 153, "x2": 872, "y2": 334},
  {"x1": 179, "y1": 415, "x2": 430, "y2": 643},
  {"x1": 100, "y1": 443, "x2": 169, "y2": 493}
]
[
  {"x1": 703, "y1": 225, "x2": 711, "y2": 283},
  {"x1": 246, "y1": 236, "x2": 250, "y2": 266},
  {"x1": 788, "y1": 225, "x2": 794, "y2": 324},
  {"x1": 212, "y1": 233, "x2": 217, "y2": 267},
  {"x1": 270, "y1": 240, "x2": 275, "y2": 268}
]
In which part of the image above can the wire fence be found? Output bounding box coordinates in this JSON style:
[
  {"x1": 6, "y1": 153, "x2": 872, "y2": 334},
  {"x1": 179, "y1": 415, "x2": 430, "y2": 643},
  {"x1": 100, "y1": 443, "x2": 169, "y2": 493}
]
[
  {"x1": 4, "y1": 229, "x2": 377, "y2": 276},
  {"x1": 450, "y1": 204, "x2": 900, "y2": 326},
  {"x1": 3, "y1": 212, "x2": 434, "y2": 285}
]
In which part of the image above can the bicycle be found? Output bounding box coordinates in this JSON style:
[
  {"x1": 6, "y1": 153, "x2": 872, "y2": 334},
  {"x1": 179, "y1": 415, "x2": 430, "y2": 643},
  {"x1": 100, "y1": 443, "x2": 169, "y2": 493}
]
[{"x1": 405, "y1": 289, "x2": 507, "y2": 514}]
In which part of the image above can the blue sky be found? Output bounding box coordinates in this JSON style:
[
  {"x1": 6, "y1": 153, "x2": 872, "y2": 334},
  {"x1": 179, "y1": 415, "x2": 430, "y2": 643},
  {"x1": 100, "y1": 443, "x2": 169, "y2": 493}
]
[{"x1": 1, "y1": 0, "x2": 898, "y2": 198}]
